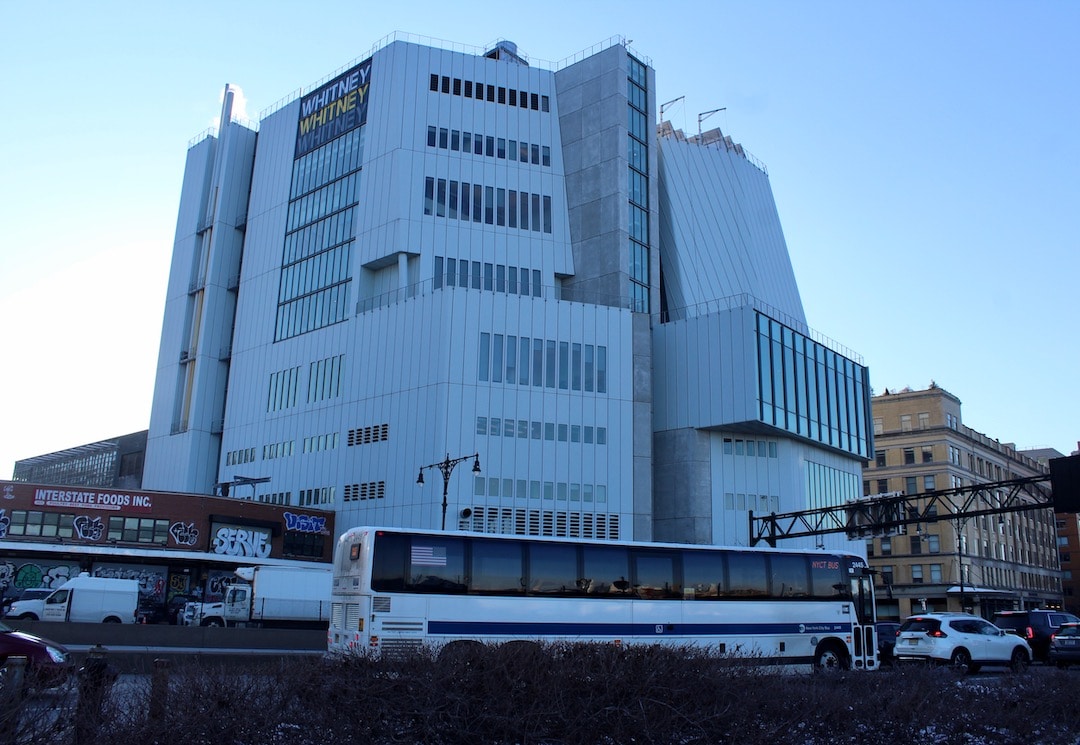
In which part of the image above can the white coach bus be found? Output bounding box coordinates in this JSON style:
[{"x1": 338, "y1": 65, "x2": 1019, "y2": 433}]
[{"x1": 328, "y1": 526, "x2": 878, "y2": 670}]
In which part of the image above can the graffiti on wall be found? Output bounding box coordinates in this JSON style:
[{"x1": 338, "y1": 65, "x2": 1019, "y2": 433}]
[
  {"x1": 0, "y1": 509, "x2": 10, "y2": 539},
  {"x1": 169, "y1": 521, "x2": 199, "y2": 546},
  {"x1": 283, "y1": 512, "x2": 327, "y2": 534},
  {"x1": 0, "y1": 560, "x2": 81, "y2": 595},
  {"x1": 211, "y1": 526, "x2": 271, "y2": 558},
  {"x1": 93, "y1": 564, "x2": 167, "y2": 603},
  {"x1": 73, "y1": 515, "x2": 105, "y2": 541}
]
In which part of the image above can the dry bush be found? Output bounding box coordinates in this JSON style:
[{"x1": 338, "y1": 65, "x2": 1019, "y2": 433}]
[{"x1": 11, "y1": 645, "x2": 1080, "y2": 744}]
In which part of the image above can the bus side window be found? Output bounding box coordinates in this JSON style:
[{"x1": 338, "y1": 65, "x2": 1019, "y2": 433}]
[
  {"x1": 769, "y1": 554, "x2": 810, "y2": 598},
  {"x1": 582, "y1": 546, "x2": 631, "y2": 595},
  {"x1": 527, "y1": 543, "x2": 582, "y2": 596},
  {"x1": 405, "y1": 537, "x2": 466, "y2": 594},
  {"x1": 470, "y1": 540, "x2": 524, "y2": 595},
  {"x1": 371, "y1": 532, "x2": 408, "y2": 592},
  {"x1": 631, "y1": 551, "x2": 681, "y2": 599},
  {"x1": 724, "y1": 553, "x2": 767, "y2": 598},
  {"x1": 809, "y1": 556, "x2": 847, "y2": 599},
  {"x1": 682, "y1": 552, "x2": 721, "y2": 598}
]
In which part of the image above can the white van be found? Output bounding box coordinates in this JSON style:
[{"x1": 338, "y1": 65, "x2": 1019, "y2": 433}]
[{"x1": 41, "y1": 573, "x2": 139, "y2": 624}]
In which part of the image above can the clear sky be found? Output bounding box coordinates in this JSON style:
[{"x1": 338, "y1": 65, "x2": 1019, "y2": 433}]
[{"x1": 1, "y1": 1, "x2": 1077, "y2": 479}]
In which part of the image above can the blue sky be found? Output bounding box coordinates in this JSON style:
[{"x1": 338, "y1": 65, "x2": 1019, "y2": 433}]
[{"x1": 1, "y1": 1, "x2": 1077, "y2": 478}]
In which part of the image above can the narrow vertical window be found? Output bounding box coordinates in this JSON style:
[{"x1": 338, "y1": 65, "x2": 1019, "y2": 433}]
[
  {"x1": 449, "y1": 181, "x2": 458, "y2": 219},
  {"x1": 519, "y1": 192, "x2": 529, "y2": 230},
  {"x1": 508, "y1": 266, "x2": 518, "y2": 293},
  {"x1": 429, "y1": 74, "x2": 439, "y2": 92},
  {"x1": 545, "y1": 340, "x2": 556, "y2": 388},
  {"x1": 497, "y1": 138, "x2": 506, "y2": 159},
  {"x1": 518, "y1": 337, "x2": 530, "y2": 385},
  {"x1": 486, "y1": 136, "x2": 494, "y2": 157},
  {"x1": 505, "y1": 336, "x2": 517, "y2": 384},
  {"x1": 597, "y1": 346, "x2": 607, "y2": 393},
  {"x1": 462, "y1": 132, "x2": 472, "y2": 153},
  {"x1": 508, "y1": 190, "x2": 517, "y2": 228},
  {"x1": 485, "y1": 187, "x2": 494, "y2": 224},
  {"x1": 446, "y1": 258, "x2": 456, "y2": 287},
  {"x1": 439, "y1": 128, "x2": 448, "y2": 149},
  {"x1": 478, "y1": 333, "x2": 490, "y2": 381},
  {"x1": 436, "y1": 179, "x2": 446, "y2": 217},
  {"x1": 473, "y1": 184, "x2": 482, "y2": 222},
  {"x1": 484, "y1": 263, "x2": 493, "y2": 291},
  {"x1": 492, "y1": 334, "x2": 504, "y2": 383},
  {"x1": 532, "y1": 270, "x2": 541, "y2": 297},
  {"x1": 497, "y1": 188, "x2": 506, "y2": 226},
  {"x1": 434, "y1": 256, "x2": 443, "y2": 290},
  {"x1": 508, "y1": 140, "x2": 517, "y2": 162},
  {"x1": 460, "y1": 182, "x2": 470, "y2": 220},
  {"x1": 496, "y1": 264, "x2": 505, "y2": 292},
  {"x1": 532, "y1": 338, "x2": 544, "y2": 386},
  {"x1": 424, "y1": 177, "x2": 434, "y2": 215},
  {"x1": 584, "y1": 345, "x2": 594, "y2": 392},
  {"x1": 572, "y1": 343, "x2": 582, "y2": 390},
  {"x1": 451, "y1": 130, "x2": 460, "y2": 151},
  {"x1": 531, "y1": 194, "x2": 541, "y2": 232},
  {"x1": 558, "y1": 342, "x2": 569, "y2": 389},
  {"x1": 427, "y1": 126, "x2": 436, "y2": 147},
  {"x1": 520, "y1": 266, "x2": 529, "y2": 296},
  {"x1": 543, "y1": 196, "x2": 552, "y2": 233},
  {"x1": 459, "y1": 259, "x2": 468, "y2": 288}
]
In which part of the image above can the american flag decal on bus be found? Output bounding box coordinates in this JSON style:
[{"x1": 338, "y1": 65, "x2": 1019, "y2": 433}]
[{"x1": 411, "y1": 545, "x2": 447, "y2": 566}]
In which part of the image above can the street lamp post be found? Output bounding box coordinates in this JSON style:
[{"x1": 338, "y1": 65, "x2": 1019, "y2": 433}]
[{"x1": 417, "y1": 452, "x2": 481, "y2": 531}]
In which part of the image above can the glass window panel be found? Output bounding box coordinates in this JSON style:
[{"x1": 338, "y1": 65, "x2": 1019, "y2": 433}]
[
  {"x1": 581, "y1": 546, "x2": 631, "y2": 596},
  {"x1": 470, "y1": 540, "x2": 523, "y2": 594},
  {"x1": 528, "y1": 543, "x2": 582, "y2": 595},
  {"x1": 724, "y1": 553, "x2": 768, "y2": 597}
]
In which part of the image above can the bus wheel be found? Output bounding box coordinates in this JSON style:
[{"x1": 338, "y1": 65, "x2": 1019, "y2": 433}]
[
  {"x1": 438, "y1": 640, "x2": 484, "y2": 664},
  {"x1": 813, "y1": 641, "x2": 849, "y2": 672}
]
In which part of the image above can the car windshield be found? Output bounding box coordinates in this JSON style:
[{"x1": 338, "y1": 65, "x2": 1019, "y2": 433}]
[{"x1": 1057, "y1": 625, "x2": 1080, "y2": 637}]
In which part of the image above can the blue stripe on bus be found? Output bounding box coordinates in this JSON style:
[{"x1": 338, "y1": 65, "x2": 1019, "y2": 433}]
[{"x1": 427, "y1": 621, "x2": 852, "y2": 636}]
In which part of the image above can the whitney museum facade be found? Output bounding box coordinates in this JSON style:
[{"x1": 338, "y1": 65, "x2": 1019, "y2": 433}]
[{"x1": 143, "y1": 34, "x2": 872, "y2": 551}]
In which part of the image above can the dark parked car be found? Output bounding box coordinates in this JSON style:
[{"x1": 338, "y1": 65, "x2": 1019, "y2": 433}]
[
  {"x1": 1048, "y1": 622, "x2": 1080, "y2": 668},
  {"x1": 875, "y1": 621, "x2": 900, "y2": 665},
  {"x1": 991, "y1": 609, "x2": 1080, "y2": 662},
  {"x1": 0, "y1": 620, "x2": 72, "y2": 688}
]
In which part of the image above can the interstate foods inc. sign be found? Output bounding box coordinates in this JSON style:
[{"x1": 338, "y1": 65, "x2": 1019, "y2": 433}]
[{"x1": 295, "y1": 57, "x2": 372, "y2": 158}]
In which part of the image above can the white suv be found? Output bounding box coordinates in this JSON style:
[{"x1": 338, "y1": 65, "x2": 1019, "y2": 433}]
[{"x1": 896, "y1": 612, "x2": 1031, "y2": 673}]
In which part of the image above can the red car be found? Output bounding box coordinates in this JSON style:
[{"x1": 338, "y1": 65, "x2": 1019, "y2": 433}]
[{"x1": 0, "y1": 620, "x2": 73, "y2": 689}]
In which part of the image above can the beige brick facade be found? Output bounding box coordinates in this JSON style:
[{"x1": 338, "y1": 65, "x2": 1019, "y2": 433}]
[{"x1": 865, "y1": 385, "x2": 1061, "y2": 620}]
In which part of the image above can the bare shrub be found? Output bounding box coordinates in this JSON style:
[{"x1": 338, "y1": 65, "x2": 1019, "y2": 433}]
[{"x1": 46, "y1": 645, "x2": 1080, "y2": 745}]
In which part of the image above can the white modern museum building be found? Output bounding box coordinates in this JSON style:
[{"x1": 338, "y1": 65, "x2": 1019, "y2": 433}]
[{"x1": 144, "y1": 34, "x2": 872, "y2": 551}]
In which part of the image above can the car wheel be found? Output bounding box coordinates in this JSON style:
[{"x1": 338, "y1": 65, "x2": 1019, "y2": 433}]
[
  {"x1": 1010, "y1": 647, "x2": 1030, "y2": 673},
  {"x1": 950, "y1": 648, "x2": 976, "y2": 673},
  {"x1": 17, "y1": 613, "x2": 38, "y2": 621}
]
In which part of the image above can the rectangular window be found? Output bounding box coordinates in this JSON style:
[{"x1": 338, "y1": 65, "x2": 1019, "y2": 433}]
[
  {"x1": 531, "y1": 194, "x2": 541, "y2": 232},
  {"x1": 491, "y1": 334, "x2": 503, "y2": 383},
  {"x1": 485, "y1": 187, "x2": 494, "y2": 224},
  {"x1": 518, "y1": 337, "x2": 530, "y2": 385},
  {"x1": 451, "y1": 130, "x2": 460, "y2": 151},
  {"x1": 448, "y1": 181, "x2": 458, "y2": 220},
  {"x1": 519, "y1": 191, "x2": 529, "y2": 230},
  {"x1": 486, "y1": 136, "x2": 494, "y2": 157},
  {"x1": 424, "y1": 177, "x2": 434, "y2": 216},
  {"x1": 497, "y1": 138, "x2": 506, "y2": 159},
  {"x1": 460, "y1": 182, "x2": 470, "y2": 220},
  {"x1": 532, "y1": 338, "x2": 544, "y2": 386},
  {"x1": 911, "y1": 565, "x2": 923, "y2": 584},
  {"x1": 436, "y1": 179, "x2": 446, "y2": 217},
  {"x1": 497, "y1": 188, "x2": 506, "y2": 226},
  {"x1": 427, "y1": 126, "x2": 436, "y2": 147},
  {"x1": 508, "y1": 140, "x2": 517, "y2": 161},
  {"x1": 478, "y1": 333, "x2": 490, "y2": 381},
  {"x1": 545, "y1": 340, "x2": 557, "y2": 388},
  {"x1": 473, "y1": 184, "x2": 482, "y2": 222},
  {"x1": 439, "y1": 128, "x2": 448, "y2": 148}
]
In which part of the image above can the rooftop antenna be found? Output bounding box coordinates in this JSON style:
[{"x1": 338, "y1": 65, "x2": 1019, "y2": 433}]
[
  {"x1": 698, "y1": 107, "x2": 726, "y2": 135},
  {"x1": 659, "y1": 95, "x2": 684, "y2": 123}
]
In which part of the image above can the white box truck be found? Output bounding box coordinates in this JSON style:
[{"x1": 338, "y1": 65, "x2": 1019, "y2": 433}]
[
  {"x1": 40, "y1": 573, "x2": 139, "y2": 624},
  {"x1": 185, "y1": 566, "x2": 331, "y2": 628}
]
